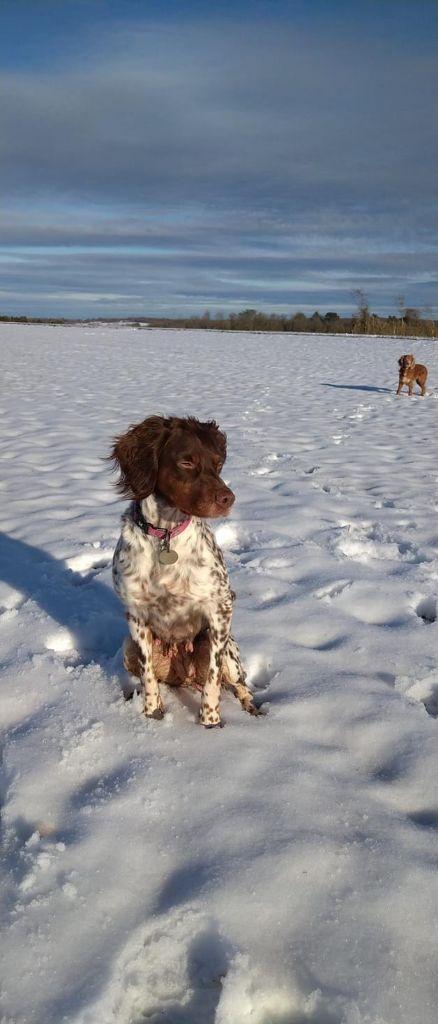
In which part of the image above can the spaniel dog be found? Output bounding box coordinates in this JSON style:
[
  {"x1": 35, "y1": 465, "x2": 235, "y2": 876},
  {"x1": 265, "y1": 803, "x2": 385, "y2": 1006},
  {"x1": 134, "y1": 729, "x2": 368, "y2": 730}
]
[
  {"x1": 397, "y1": 354, "x2": 428, "y2": 396},
  {"x1": 110, "y1": 415, "x2": 260, "y2": 727}
]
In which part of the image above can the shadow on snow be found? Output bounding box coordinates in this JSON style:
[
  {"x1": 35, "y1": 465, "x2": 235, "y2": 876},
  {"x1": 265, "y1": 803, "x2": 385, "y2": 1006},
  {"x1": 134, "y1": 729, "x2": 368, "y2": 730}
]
[{"x1": 0, "y1": 532, "x2": 125, "y2": 666}]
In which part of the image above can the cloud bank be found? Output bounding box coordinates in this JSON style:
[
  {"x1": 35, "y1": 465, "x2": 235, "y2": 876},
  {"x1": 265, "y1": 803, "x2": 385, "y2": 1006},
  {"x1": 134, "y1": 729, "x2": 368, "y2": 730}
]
[{"x1": 1, "y1": 11, "x2": 437, "y2": 316}]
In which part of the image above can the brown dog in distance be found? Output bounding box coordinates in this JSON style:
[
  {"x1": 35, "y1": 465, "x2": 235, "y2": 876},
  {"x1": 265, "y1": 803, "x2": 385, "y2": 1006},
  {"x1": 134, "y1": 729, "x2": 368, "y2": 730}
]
[{"x1": 397, "y1": 354, "x2": 428, "y2": 396}]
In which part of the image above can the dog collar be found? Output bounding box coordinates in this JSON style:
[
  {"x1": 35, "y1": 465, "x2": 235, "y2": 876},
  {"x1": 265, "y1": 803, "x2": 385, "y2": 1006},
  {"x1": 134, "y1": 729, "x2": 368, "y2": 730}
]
[{"x1": 132, "y1": 502, "x2": 192, "y2": 547}]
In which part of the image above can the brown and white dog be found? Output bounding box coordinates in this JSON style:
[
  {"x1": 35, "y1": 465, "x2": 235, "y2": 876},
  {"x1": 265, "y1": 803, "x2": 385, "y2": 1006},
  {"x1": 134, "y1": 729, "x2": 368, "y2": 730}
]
[
  {"x1": 110, "y1": 415, "x2": 260, "y2": 727},
  {"x1": 397, "y1": 354, "x2": 428, "y2": 396}
]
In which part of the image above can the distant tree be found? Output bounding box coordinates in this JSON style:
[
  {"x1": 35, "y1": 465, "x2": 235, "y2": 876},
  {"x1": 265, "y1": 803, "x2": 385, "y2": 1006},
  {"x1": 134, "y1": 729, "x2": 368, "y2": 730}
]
[
  {"x1": 424, "y1": 307, "x2": 435, "y2": 337},
  {"x1": 396, "y1": 294, "x2": 406, "y2": 334},
  {"x1": 291, "y1": 311, "x2": 308, "y2": 332},
  {"x1": 308, "y1": 311, "x2": 324, "y2": 332},
  {"x1": 228, "y1": 309, "x2": 257, "y2": 331},
  {"x1": 353, "y1": 289, "x2": 372, "y2": 334},
  {"x1": 321, "y1": 311, "x2": 343, "y2": 333},
  {"x1": 404, "y1": 307, "x2": 421, "y2": 324}
]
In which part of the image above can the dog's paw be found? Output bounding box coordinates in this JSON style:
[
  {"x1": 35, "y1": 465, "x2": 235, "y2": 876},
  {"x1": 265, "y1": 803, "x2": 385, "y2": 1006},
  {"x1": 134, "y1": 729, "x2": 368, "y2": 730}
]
[
  {"x1": 246, "y1": 701, "x2": 267, "y2": 717},
  {"x1": 199, "y1": 706, "x2": 223, "y2": 728},
  {"x1": 144, "y1": 705, "x2": 165, "y2": 720}
]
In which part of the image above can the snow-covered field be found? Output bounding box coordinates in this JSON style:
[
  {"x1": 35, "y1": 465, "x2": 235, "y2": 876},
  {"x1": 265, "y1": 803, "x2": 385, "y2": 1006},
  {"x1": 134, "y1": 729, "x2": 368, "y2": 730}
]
[{"x1": 1, "y1": 323, "x2": 438, "y2": 1024}]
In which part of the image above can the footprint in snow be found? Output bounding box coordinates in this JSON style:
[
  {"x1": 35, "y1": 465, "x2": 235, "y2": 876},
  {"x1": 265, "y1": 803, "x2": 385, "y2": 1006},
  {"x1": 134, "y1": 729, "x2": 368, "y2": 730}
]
[
  {"x1": 257, "y1": 587, "x2": 292, "y2": 610},
  {"x1": 396, "y1": 672, "x2": 438, "y2": 719},
  {"x1": 17, "y1": 831, "x2": 68, "y2": 897},
  {"x1": 415, "y1": 595, "x2": 437, "y2": 624},
  {"x1": 348, "y1": 403, "x2": 375, "y2": 422},
  {"x1": 246, "y1": 653, "x2": 276, "y2": 691},
  {"x1": 335, "y1": 521, "x2": 425, "y2": 565},
  {"x1": 101, "y1": 908, "x2": 230, "y2": 1024},
  {"x1": 114, "y1": 889, "x2": 336, "y2": 1022},
  {"x1": 292, "y1": 622, "x2": 346, "y2": 652},
  {"x1": 66, "y1": 548, "x2": 114, "y2": 584},
  {"x1": 326, "y1": 580, "x2": 410, "y2": 627},
  {"x1": 332, "y1": 433, "x2": 348, "y2": 445},
  {"x1": 265, "y1": 452, "x2": 293, "y2": 463},
  {"x1": 260, "y1": 555, "x2": 295, "y2": 571},
  {"x1": 249, "y1": 452, "x2": 294, "y2": 477},
  {"x1": 0, "y1": 585, "x2": 26, "y2": 616},
  {"x1": 250, "y1": 465, "x2": 274, "y2": 477},
  {"x1": 314, "y1": 579, "x2": 353, "y2": 602},
  {"x1": 408, "y1": 808, "x2": 438, "y2": 830}
]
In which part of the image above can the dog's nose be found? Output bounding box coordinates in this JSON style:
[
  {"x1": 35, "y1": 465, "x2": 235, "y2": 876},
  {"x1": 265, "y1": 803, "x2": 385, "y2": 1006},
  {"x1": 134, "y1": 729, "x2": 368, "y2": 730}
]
[{"x1": 216, "y1": 486, "x2": 235, "y2": 510}]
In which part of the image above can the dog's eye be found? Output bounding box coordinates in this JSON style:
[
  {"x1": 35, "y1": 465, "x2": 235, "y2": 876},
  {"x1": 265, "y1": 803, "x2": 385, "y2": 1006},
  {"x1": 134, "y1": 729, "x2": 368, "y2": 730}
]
[{"x1": 178, "y1": 460, "x2": 195, "y2": 470}]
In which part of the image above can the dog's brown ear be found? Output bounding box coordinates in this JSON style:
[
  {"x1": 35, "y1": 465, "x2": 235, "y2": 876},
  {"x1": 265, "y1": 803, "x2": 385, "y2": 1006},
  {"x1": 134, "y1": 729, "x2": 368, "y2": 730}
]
[
  {"x1": 398, "y1": 356, "x2": 404, "y2": 368},
  {"x1": 110, "y1": 416, "x2": 169, "y2": 499}
]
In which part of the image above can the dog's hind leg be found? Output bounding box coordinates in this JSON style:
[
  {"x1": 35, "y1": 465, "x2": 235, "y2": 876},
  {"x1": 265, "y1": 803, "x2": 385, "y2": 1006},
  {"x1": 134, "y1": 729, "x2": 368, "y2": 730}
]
[
  {"x1": 221, "y1": 636, "x2": 262, "y2": 716},
  {"x1": 124, "y1": 635, "x2": 176, "y2": 681}
]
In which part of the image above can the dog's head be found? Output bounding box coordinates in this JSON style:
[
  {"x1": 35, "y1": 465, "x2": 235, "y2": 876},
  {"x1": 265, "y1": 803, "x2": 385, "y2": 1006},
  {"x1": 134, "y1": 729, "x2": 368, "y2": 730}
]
[
  {"x1": 110, "y1": 415, "x2": 234, "y2": 518},
  {"x1": 398, "y1": 353, "x2": 415, "y2": 374}
]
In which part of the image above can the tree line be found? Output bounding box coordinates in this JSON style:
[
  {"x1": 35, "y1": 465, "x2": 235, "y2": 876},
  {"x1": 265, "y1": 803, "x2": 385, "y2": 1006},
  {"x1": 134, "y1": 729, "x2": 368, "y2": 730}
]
[
  {"x1": 1, "y1": 294, "x2": 437, "y2": 337},
  {"x1": 145, "y1": 302, "x2": 438, "y2": 338}
]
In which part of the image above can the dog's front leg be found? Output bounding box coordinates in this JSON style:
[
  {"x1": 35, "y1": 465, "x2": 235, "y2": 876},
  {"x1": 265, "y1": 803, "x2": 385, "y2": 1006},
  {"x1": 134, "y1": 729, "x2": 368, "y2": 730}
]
[
  {"x1": 127, "y1": 613, "x2": 164, "y2": 719},
  {"x1": 199, "y1": 608, "x2": 231, "y2": 728}
]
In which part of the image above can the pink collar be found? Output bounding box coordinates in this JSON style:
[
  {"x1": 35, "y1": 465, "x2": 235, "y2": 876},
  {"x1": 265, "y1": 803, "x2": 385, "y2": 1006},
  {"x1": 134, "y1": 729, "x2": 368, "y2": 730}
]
[{"x1": 132, "y1": 502, "x2": 191, "y2": 541}]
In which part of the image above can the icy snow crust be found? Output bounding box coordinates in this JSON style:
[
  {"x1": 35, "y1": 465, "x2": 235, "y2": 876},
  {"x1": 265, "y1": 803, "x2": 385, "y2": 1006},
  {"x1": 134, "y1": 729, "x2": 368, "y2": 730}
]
[{"x1": 1, "y1": 324, "x2": 438, "y2": 1024}]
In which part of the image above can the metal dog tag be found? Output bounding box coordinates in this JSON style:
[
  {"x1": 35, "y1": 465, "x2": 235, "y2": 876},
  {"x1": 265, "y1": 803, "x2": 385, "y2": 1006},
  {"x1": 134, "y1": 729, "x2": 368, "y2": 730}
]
[{"x1": 158, "y1": 548, "x2": 178, "y2": 565}]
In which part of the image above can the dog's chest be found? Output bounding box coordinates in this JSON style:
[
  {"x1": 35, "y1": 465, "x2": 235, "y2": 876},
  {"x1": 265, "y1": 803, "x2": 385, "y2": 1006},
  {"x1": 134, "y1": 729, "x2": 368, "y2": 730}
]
[{"x1": 113, "y1": 522, "x2": 229, "y2": 615}]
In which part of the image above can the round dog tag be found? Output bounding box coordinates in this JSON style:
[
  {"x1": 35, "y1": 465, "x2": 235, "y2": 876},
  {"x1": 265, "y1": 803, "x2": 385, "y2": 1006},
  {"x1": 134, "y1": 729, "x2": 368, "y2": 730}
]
[{"x1": 158, "y1": 548, "x2": 178, "y2": 565}]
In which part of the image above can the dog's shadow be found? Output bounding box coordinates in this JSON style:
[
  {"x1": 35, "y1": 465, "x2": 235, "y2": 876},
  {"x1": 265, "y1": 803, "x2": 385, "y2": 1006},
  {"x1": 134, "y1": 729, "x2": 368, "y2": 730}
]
[
  {"x1": 0, "y1": 532, "x2": 125, "y2": 666},
  {"x1": 320, "y1": 382, "x2": 392, "y2": 393}
]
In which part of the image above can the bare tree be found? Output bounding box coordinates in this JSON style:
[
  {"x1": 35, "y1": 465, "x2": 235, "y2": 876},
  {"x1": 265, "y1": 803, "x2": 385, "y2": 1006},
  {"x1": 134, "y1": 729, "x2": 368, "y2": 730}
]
[{"x1": 353, "y1": 289, "x2": 372, "y2": 334}]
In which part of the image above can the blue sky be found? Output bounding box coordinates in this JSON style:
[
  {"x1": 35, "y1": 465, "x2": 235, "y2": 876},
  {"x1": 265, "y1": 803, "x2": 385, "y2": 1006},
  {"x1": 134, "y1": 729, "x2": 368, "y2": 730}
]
[{"x1": 1, "y1": 0, "x2": 437, "y2": 318}]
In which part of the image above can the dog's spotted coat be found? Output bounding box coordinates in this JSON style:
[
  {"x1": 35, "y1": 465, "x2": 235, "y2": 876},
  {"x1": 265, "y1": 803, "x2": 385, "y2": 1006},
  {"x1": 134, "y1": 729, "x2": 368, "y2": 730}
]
[{"x1": 110, "y1": 416, "x2": 259, "y2": 727}]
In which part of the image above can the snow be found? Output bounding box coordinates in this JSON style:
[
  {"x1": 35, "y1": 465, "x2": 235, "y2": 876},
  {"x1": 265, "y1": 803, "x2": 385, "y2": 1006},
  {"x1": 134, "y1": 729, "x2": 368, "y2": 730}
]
[{"x1": 1, "y1": 323, "x2": 438, "y2": 1024}]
